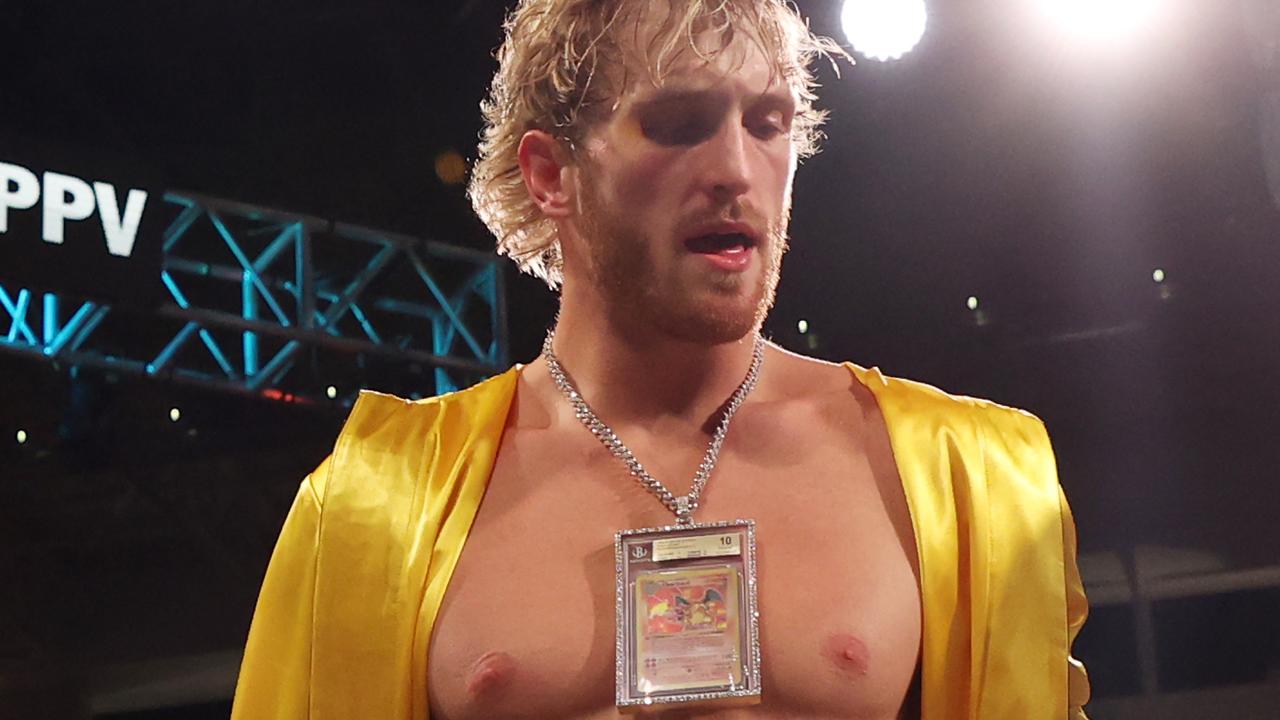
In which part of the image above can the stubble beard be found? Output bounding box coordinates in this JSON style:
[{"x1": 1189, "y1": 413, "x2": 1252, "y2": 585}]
[{"x1": 576, "y1": 181, "x2": 789, "y2": 346}]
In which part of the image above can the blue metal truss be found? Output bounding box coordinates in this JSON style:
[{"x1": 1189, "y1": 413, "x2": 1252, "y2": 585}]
[{"x1": 0, "y1": 191, "x2": 508, "y2": 404}]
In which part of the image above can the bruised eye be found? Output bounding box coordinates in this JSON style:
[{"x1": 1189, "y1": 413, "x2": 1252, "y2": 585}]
[
  {"x1": 639, "y1": 109, "x2": 721, "y2": 146},
  {"x1": 750, "y1": 109, "x2": 791, "y2": 140}
]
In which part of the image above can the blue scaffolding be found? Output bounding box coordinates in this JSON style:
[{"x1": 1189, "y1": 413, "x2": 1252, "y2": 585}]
[{"x1": 0, "y1": 191, "x2": 508, "y2": 404}]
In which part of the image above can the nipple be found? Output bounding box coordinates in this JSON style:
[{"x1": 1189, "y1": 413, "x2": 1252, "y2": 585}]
[
  {"x1": 466, "y1": 651, "x2": 517, "y2": 697},
  {"x1": 824, "y1": 633, "x2": 871, "y2": 676}
]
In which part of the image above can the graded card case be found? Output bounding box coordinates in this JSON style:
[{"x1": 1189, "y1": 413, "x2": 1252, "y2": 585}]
[{"x1": 615, "y1": 519, "x2": 761, "y2": 712}]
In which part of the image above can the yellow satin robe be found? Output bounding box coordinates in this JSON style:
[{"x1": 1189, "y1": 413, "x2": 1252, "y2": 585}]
[{"x1": 231, "y1": 364, "x2": 1091, "y2": 719}]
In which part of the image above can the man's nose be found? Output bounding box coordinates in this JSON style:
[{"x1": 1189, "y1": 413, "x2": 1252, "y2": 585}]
[{"x1": 701, "y1": 120, "x2": 752, "y2": 203}]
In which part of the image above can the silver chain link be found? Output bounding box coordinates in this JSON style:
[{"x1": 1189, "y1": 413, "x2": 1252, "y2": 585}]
[{"x1": 542, "y1": 328, "x2": 765, "y2": 525}]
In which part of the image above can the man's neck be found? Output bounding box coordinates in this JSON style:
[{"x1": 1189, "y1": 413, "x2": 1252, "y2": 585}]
[{"x1": 542, "y1": 305, "x2": 763, "y2": 432}]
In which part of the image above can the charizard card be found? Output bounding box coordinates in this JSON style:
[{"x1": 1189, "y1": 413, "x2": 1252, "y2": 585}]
[{"x1": 633, "y1": 566, "x2": 743, "y2": 693}]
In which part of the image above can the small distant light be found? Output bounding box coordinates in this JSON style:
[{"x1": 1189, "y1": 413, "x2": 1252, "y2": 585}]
[
  {"x1": 434, "y1": 150, "x2": 468, "y2": 186},
  {"x1": 16, "y1": 429, "x2": 28, "y2": 445},
  {"x1": 1152, "y1": 268, "x2": 1166, "y2": 283},
  {"x1": 967, "y1": 296, "x2": 980, "y2": 311},
  {"x1": 326, "y1": 385, "x2": 339, "y2": 400},
  {"x1": 169, "y1": 407, "x2": 181, "y2": 423},
  {"x1": 797, "y1": 319, "x2": 809, "y2": 334}
]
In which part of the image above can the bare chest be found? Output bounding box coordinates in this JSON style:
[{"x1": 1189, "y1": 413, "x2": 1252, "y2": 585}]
[{"x1": 427, "y1": 411, "x2": 922, "y2": 720}]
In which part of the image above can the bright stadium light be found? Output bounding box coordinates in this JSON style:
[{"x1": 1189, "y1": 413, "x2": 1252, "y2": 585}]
[
  {"x1": 841, "y1": 0, "x2": 928, "y2": 62},
  {"x1": 1032, "y1": 0, "x2": 1168, "y2": 44}
]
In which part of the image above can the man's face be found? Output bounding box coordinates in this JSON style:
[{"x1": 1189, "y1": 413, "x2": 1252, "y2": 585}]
[{"x1": 566, "y1": 33, "x2": 798, "y2": 344}]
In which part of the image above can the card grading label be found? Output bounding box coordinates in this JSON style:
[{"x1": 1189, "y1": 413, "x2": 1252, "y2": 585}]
[{"x1": 652, "y1": 532, "x2": 741, "y2": 562}]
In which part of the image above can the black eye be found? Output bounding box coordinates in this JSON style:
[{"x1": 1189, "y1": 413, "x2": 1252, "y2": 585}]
[{"x1": 750, "y1": 110, "x2": 790, "y2": 140}]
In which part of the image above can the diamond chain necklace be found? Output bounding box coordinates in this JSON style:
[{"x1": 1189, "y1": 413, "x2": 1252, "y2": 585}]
[{"x1": 542, "y1": 328, "x2": 766, "y2": 525}]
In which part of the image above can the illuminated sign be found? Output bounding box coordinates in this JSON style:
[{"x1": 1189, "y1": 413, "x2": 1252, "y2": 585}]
[
  {"x1": 0, "y1": 150, "x2": 164, "y2": 308},
  {"x1": 0, "y1": 161, "x2": 149, "y2": 258}
]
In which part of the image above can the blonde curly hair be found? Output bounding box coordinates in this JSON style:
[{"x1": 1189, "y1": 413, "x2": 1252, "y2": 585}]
[{"x1": 468, "y1": 0, "x2": 847, "y2": 289}]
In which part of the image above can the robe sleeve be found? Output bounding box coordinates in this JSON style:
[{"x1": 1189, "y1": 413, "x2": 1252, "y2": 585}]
[
  {"x1": 1061, "y1": 484, "x2": 1092, "y2": 718},
  {"x1": 231, "y1": 456, "x2": 331, "y2": 719}
]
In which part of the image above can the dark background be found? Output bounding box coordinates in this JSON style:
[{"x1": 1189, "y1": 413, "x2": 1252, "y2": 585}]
[{"x1": 2, "y1": 0, "x2": 1278, "y2": 716}]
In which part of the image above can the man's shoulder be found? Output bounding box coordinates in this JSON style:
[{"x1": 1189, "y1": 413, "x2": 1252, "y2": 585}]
[
  {"x1": 851, "y1": 364, "x2": 1061, "y2": 492},
  {"x1": 768, "y1": 347, "x2": 1044, "y2": 439},
  {"x1": 304, "y1": 367, "x2": 519, "y2": 504},
  {"x1": 339, "y1": 367, "x2": 521, "y2": 441},
  {"x1": 312, "y1": 368, "x2": 519, "y2": 488},
  {"x1": 852, "y1": 363, "x2": 1042, "y2": 429}
]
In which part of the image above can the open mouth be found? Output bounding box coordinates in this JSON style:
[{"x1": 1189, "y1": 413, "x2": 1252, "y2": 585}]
[
  {"x1": 683, "y1": 231, "x2": 757, "y2": 272},
  {"x1": 684, "y1": 232, "x2": 756, "y2": 255}
]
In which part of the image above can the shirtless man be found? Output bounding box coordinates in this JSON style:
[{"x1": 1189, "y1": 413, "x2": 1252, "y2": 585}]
[{"x1": 232, "y1": 2, "x2": 1090, "y2": 718}]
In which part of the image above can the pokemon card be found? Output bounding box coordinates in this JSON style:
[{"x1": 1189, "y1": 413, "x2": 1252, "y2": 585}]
[{"x1": 632, "y1": 565, "x2": 743, "y2": 693}]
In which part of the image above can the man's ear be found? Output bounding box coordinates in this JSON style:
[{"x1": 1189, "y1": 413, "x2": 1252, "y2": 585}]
[{"x1": 517, "y1": 130, "x2": 574, "y2": 219}]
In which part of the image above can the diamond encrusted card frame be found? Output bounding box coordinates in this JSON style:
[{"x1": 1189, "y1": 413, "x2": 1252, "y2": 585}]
[{"x1": 615, "y1": 519, "x2": 762, "y2": 712}]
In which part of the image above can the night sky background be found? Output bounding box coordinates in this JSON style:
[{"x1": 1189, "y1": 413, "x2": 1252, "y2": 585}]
[{"x1": 2, "y1": 0, "x2": 1279, "y2": 716}]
